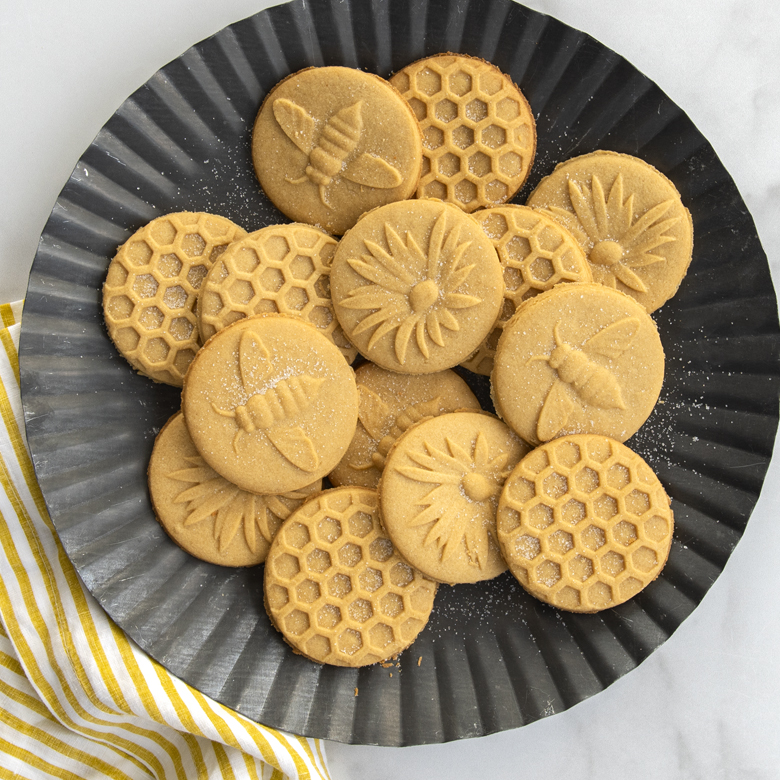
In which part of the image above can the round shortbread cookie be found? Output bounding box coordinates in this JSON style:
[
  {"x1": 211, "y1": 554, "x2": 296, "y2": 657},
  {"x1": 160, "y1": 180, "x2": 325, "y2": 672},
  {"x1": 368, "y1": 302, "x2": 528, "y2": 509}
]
[
  {"x1": 197, "y1": 223, "x2": 357, "y2": 362},
  {"x1": 492, "y1": 283, "x2": 664, "y2": 446},
  {"x1": 330, "y1": 199, "x2": 504, "y2": 374},
  {"x1": 264, "y1": 486, "x2": 438, "y2": 666},
  {"x1": 329, "y1": 363, "x2": 481, "y2": 488},
  {"x1": 526, "y1": 150, "x2": 693, "y2": 312},
  {"x1": 496, "y1": 434, "x2": 674, "y2": 613},
  {"x1": 462, "y1": 205, "x2": 592, "y2": 375},
  {"x1": 252, "y1": 66, "x2": 423, "y2": 236},
  {"x1": 148, "y1": 412, "x2": 321, "y2": 567},
  {"x1": 103, "y1": 211, "x2": 247, "y2": 385},
  {"x1": 390, "y1": 53, "x2": 536, "y2": 212},
  {"x1": 182, "y1": 314, "x2": 359, "y2": 495},
  {"x1": 379, "y1": 411, "x2": 531, "y2": 584}
]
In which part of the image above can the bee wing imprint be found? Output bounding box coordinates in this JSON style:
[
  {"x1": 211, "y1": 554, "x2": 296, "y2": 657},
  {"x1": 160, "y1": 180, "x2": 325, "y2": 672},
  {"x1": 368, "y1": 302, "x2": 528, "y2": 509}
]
[
  {"x1": 537, "y1": 380, "x2": 576, "y2": 442},
  {"x1": 239, "y1": 330, "x2": 274, "y2": 395},
  {"x1": 342, "y1": 153, "x2": 403, "y2": 189},
  {"x1": 357, "y1": 384, "x2": 392, "y2": 441},
  {"x1": 273, "y1": 98, "x2": 316, "y2": 155},
  {"x1": 583, "y1": 317, "x2": 639, "y2": 359},
  {"x1": 266, "y1": 425, "x2": 320, "y2": 473}
]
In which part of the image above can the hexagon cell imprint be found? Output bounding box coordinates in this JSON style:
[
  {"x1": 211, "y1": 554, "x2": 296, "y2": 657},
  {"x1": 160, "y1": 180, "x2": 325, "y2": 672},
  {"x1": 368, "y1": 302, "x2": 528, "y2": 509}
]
[
  {"x1": 390, "y1": 54, "x2": 536, "y2": 212},
  {"x1": 264, "y1": 486, "x2": 437, "y2": 666},
  {"x1": 496, "y1": 434, "x2": 673, "y2": 612},
  {"x1": 103, "y1": 212, "x2": 247, "y2": 385}
]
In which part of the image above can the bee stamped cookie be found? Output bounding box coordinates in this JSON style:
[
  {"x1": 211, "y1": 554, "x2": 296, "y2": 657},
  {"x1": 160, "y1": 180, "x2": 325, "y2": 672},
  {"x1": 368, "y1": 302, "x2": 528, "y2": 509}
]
[
  {"x1": 330, "y1": 199, "x2": 504, "y2": 373},
  {"x1": 492, "y1": 283, "x2": 665, "y2": 446},
  {"x1": 252, "y1": 66, "x2": 423, "y2": 235},
  {"x1": 182, "y1": 314, "x2": 359, "y2": 495}
]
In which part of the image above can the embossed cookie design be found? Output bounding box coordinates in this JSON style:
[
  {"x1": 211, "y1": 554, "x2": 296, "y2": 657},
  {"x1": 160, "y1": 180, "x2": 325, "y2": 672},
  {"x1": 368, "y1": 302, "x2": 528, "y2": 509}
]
[
  {"x1": 197, "y1": 223, "x2": 356, "y2": 363},
  {"x1": 103, "y1": 211, "x2": 247, "y2": 385},
  {"x1": 492, "y1": 283, "x2": 665, "y2": 446},
  {"x1": 330, "y1": 362, "x2": 481, "y2": 488},
  {"x1": 463, "y1": 205, "x2": 592, "y2": 375},
  {"x1": 390, "y1": 53, "x2": 536, "y2": 211},
  {"x1": 183, "y1": 314, "x2": 358, "y2": 495},
  {"x1": 526, "y1": 150, "x2": 693, "y2": 312},
  {"x1": 496, "y1": 434, "x2": 674, "y2": 612},
  {"x1": 148, "y1": 412, "x2": 321, "y2": 567},
  {"x1": 330, "y1": 199, "x2": 504, "y2": 373},
  {"x1": 252, "y1": 66, "x2": 423, "y2": 235},
  {"x1": 380, "y1": 411, "x2": 531, "y2": 584},
  {"x1": 264, "y1": 486, "x2": 437, "y2": 666}
]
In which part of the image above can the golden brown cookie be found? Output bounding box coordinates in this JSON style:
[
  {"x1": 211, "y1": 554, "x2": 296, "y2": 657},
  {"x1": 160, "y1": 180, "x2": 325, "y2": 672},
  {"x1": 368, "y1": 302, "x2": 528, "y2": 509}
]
[
  {"x1": 197, "y1": 223, "x2": 357, "y2": 362},
  {"x1": 462, "y1": 205, "x2": 592, "y2": 375},
  {"x1": 182, "y1": 314, "x2": 359, "y2": 495},
  {"x1": 330, "y1": 199, "x2": 504, "y2": 374},
  {"x1": 264, "y1": 486, "x2": 437, "y2": 666},
  {"x1": 492, "y1": 283, "x2": 664, "y2": 446},
  {"x1": 329, "y1": 363, "x2": 481, "y2": 488},
  {"x1": 496, "y1": 434, "x2": 674, "y2": 612},
  {"x1": 390, "y1": 53, "x2": 536, "y2": 211},
  {"x1": 526, "y1": 150, "x2": 693, "y2": 312},
  {"x1": 148, "y1": 412, "x2": 321, "y2": 567},
  {"x1": 252, "y1": 66, "x2": 423, "y2": 236},
  {"x1": 379, "y1": 411, "x2": 531, "y2": 584},
  {"x1": 103, "y1": 212, "x2": 247, "y2": 385}
]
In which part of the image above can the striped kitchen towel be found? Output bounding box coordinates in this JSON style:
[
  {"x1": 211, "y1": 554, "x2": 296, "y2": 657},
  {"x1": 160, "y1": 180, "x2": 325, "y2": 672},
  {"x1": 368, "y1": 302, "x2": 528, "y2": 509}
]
[{"x1": 0, "y1": 301, "x2": 330, "y2": 780}]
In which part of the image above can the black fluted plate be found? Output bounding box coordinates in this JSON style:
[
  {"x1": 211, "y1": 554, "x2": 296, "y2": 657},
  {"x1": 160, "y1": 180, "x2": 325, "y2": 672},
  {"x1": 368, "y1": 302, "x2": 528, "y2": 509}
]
[{"x1": 19, "y1": 0, "x2": 780, "y2": 746}]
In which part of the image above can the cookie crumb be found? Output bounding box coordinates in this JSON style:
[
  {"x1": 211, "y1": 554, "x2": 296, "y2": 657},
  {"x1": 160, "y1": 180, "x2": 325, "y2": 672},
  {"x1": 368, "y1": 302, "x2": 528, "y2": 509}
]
[
  {"x1": 417, "y1": 656, "x2": 422, "y2": 666},
  {"x1": 354, "y1": 687, "x2": 359, "y2": 696}
]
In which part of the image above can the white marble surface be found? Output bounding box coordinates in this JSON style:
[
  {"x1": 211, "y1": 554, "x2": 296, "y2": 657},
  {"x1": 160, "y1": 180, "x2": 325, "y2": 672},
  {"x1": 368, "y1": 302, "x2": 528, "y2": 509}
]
[{"x1": 2, "y1": 1, "x2": 779, "y2": 778}]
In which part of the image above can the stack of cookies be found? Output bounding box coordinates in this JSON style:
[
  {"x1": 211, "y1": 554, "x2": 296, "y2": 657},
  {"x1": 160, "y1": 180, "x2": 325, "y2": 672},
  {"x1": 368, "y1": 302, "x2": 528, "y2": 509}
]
[{"x1": 103, "y1": 54, "x2": 691, "y2": 668}]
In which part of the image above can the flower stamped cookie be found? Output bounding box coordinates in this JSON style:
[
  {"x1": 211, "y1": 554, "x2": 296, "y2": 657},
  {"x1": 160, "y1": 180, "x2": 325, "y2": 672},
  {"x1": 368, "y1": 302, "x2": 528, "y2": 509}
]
[
  {"x1": 330, "y1": 199, "x2": 504, "y2": 373},
  {"x1": 148, "y1": 412, "x2": 321, "y2": 567},
  {"x1": 379, "y1": 411, "x2": 531, "y2": 584},
  {"x1": 492, "y1": 283, "x2": 665, "y2": 446},
  {"x1": 252, "y1": 66, "x2": 423, "y2": 236},
  {"x1": 182, "y1": 314, "x2": 358, "y2": 495},
  {"x1": 527, "y1": 150, "x2": 693, "y2": 312}
]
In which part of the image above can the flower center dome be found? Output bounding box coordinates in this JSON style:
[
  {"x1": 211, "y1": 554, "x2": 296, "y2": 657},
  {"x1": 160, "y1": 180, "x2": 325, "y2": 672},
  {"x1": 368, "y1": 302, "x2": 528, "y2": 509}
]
[
  {"x1": 409, "y1": 279, "x2": 439, "y2": 312},
  {"x1": 462, "y1": 472, "x2": 496, "y2": 503},
  {"x1": 590, "y1": 240, "x2": 624, "y2": 267}
]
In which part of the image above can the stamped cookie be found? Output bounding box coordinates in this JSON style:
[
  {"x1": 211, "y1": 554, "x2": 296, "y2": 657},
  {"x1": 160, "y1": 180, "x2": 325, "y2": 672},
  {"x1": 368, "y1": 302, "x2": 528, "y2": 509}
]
[
  {"x1": 197, "y1": 223, "x2": 356, "y2": 362},
  {"x1": 148, "y1": 412, "x2": 321, "y2": 567},
  {"x1": 379, "y1": 411, "x2": 531, "y2": 584},
  {"x1": 526, "y1": 150, "x2": 693, "y2": 312},
  {"x1": 390, "y1": 53, "x2": 536, "y2": 211},
  {"x1": 264, "y1": 486, "x2": 437, "y2": 666},
  {"x1": 492, "y1": 283, "x2": 665, "y2": 446},
  {"x1": 252, "y1": 66, "x2": 423, "y2": 236},
  {"x1": 329, "y1": 363, "x2": 481, "y2": 488},
  {"x1": 103, "y1": 212, "x2": 247, "y2": 385},
  {"x1": 462, "y1": 205, "x2": 592, "y2": 375},
  {"x1": 496, "y1": 434, "x2": 674, "y2": 612},
  {"x1": 182, "y1": 314, "x2": 359, "y2": 495},
  {"x1": 330, "y1": 199, "x2": 504, "y2": 374}
]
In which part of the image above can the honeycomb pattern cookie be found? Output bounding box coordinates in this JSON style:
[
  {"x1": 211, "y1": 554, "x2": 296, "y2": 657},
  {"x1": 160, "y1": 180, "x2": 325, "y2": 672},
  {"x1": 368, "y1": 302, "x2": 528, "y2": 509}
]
[
  {"x1": 497, "y1": 434, "x2": 674, "y2": 612},
  {"x1": 463, "y1": 205, "x2": 591, "y2": 375},
  {"x1": 390, "y1": 54, "x2": 536, "y2": 212},
  {"x1": 264, "y1": 486, "x2": 437, "y2": 666},
  {"x1": 197, "y1": 223, "x2": 357, "y2": 362},
  {"x1": 103, "y1": 212, "x2": 247, "y2": 385},
  {"x1": 148, "y1": 412, "x2": 321, "y2": 567}
]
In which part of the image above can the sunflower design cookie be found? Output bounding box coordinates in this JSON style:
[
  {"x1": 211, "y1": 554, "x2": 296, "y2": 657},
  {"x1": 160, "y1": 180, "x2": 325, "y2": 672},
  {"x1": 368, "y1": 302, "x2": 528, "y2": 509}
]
[
  {"x1": 329, "y1": 363, "x2": 481, "y2": 488},
  {"x1": 526, "y1": 150, "x2": 693, "y2": 312},
  {"x1": 496, "y1": 434, "x2": 674, "y2": 612},
  {"x1": 379, "y1": 411, "x2": 531, "y2": 584},
  {"x1": 390, "y1": 53, "x2": 536, "y2": 211},
  {"x1": 462, "y1": 205, "x2": 592, "y2": 375},
  {"x1": 330, "y1": 199, "x2": 504, "y2": 373},
  {"x1": 103, "y1": 211, "x2": 247, "y2": 385},
  {"x1": 148, "y1": 412, "x2": 321, "y2": 567},
  {"x1": 264, "y1": 486, "x2": 437, "y2": 666}
]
